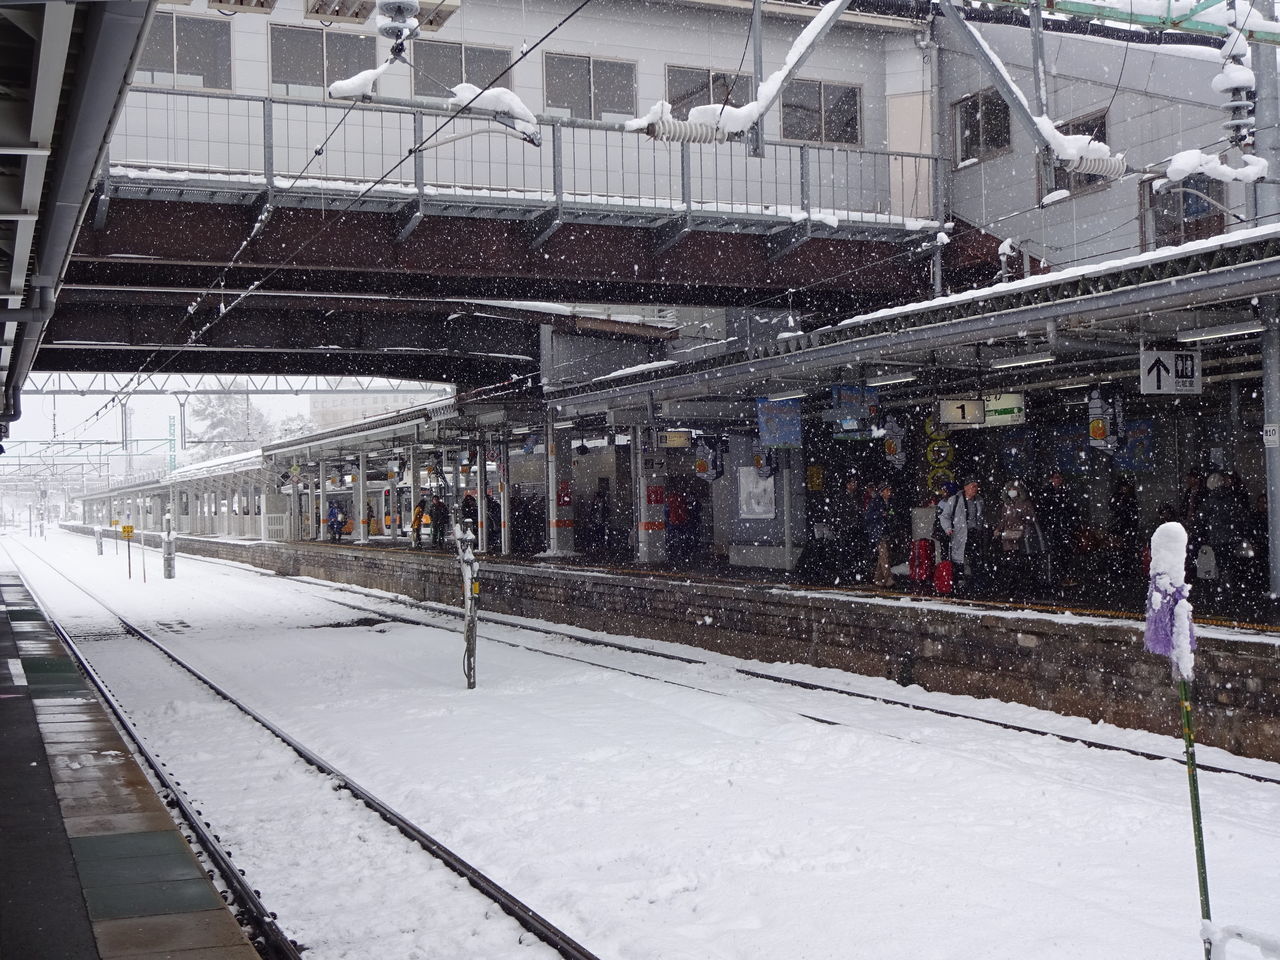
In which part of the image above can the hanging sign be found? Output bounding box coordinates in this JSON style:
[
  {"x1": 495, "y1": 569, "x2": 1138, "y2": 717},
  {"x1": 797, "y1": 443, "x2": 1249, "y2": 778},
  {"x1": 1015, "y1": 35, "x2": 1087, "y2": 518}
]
[
  {"x1": 693, "y1": 441, "x2": 722, "y2": 481},
  {"x1": 1088, "y1": 389, "x2": 1124, "y2": 453},
  {"x1": 658, "y1": 430, "x2": 693, "y2": 448},
  {"x1": 936, "y1": 397, "x2": 985, "y2": 426},
  {"x1": 1140, "y1": 349, "x2": 1202, "y2": 395},
  {"x1": 882, "y1": 414, "x2": 907, "y2": 469},
  {"x1": 756, "y1": 398, "x2": 803, "y2": 449},
  {"x1": 981, "y1": 393, "x2": 1026, "y2": 428},
  {"x1": 831, "y1": 384, "x2": 879, "y2": 420}
]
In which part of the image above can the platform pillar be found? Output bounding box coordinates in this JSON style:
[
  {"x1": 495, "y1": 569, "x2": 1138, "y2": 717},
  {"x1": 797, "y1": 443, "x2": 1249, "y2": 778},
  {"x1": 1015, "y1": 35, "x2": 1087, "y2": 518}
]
[
  {"x1": 499, "y1": 434, "x2": 512, "y2": 555},
  {"x1": 477, "y1": 432, "x2": 490, "y2": 553},
  {"x1": 632, "y1": 426, "x2": 667, "y2": 565},
  {"x1": 407, "y1": 446, "x2": 419, "y2": 540},
  {"x1": 547, "y1": 419, "x2": 576, "y2": 555},
  {"x1": 356, "y1": 452, "x2": 369, "y2": 543}
]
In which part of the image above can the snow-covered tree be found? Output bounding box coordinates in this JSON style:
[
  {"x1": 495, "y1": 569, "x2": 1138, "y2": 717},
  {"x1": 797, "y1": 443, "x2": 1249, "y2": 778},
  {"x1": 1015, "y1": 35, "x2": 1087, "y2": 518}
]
[{"x1": 187, "y1": 390, "x2": 274, "y2": 460}]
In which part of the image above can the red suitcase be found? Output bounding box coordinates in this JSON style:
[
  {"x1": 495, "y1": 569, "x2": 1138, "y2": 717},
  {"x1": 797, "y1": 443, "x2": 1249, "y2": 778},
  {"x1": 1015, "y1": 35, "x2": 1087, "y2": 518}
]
[
  {"x1": 909, "y1": 538, "x2": 935, "y2": 583},
  {"x1": 933, "y1": 559, "x2": 954, "y2": 595}
]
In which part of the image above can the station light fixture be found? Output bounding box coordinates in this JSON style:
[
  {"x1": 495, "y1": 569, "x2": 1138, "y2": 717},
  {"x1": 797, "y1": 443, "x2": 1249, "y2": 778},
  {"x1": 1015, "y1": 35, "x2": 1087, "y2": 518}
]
[
  {"x1": 765, "y1": 390, "x2": 808, "y2": 401},
  {"x1": 1176, "y1": 321, "x2": 1265, "y2": 342},
  {"x1": 988, "y1": 351, "x2": 1055, "y2": 370},
  {"x1": 865, "y1": 373, "x2": 918, "y2": 387}
]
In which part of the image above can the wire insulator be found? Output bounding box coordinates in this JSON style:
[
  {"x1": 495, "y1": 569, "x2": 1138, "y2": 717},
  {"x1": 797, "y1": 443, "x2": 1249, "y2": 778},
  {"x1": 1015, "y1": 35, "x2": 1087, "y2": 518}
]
[
  {"x1": 644, "y1": 118, "x2": 727, "y2": 144},
  {"x1": 1063, "y1": 155, "x2": 1127, "y2": 179}
]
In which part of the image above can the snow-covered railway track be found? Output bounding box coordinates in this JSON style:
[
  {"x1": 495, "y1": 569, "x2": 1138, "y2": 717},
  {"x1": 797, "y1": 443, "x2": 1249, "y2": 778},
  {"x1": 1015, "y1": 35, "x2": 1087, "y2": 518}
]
[
  {"x1": 5, "y1": 541, "x2": 603, "y2": 960},
  {"x1": 303, "y1": 584, "x2": 1280, "y2": 790}
]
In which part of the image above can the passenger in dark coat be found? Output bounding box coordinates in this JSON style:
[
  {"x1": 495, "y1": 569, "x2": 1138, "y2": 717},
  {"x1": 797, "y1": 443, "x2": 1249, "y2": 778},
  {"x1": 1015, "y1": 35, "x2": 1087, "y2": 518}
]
[
  {"x1": 864, "y1": 482, "x2": 899, "y2": 588},
  {"x1": 327, "y1": 501, "x2": 343, "y2": 543},
  {"x1": 486, "y1": 493, "x2": 502, "y2": 549},
  {"x1": 460, "y1": 493, "x2": 479, "y2": 532},
  {"x1": 1036, "y1": 470, "x2": 1077, "y2": 587},
  {"x1": 429, "y1": 495, "x2": 449, "y2": 547},
  {"x1": 831, "y1": 476, "x2": 868, "y2": 577},
  {"x1": 1107, "y1": 477, "x2": 1141, "y2": 579}
]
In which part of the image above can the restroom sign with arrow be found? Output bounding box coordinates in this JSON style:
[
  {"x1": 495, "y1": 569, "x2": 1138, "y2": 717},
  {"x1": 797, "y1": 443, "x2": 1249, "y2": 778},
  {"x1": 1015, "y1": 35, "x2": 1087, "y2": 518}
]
[{"x1": 1140, "y1": 348, "x2": 1202, "y2": 395}]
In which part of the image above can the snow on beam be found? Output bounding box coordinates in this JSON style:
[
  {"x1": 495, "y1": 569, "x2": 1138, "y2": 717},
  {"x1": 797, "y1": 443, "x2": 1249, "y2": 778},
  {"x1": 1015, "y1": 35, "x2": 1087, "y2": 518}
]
[
  {"x1": 528, "y1": 207, "x2": 563, "y2": 252},
  {"x1": 765, "y1": 220, "x2": 815, "y2": 263}
]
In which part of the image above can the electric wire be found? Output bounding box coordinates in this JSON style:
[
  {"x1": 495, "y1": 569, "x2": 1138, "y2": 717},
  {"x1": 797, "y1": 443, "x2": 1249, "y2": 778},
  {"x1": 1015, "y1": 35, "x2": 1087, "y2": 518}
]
[{"x1": 66, "y1": 0, "x2": 600, "y2": 440}]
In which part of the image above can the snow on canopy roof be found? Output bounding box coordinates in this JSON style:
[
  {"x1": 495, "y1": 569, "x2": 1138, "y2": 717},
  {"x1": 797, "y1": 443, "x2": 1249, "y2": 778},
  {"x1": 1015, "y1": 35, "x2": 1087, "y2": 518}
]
[
  {"x1": 829, "y1": 220, "x2": 1280, "y2": 332},
  {"x1": 168, "y1": 449, "x2": 267, "y2": 482}
]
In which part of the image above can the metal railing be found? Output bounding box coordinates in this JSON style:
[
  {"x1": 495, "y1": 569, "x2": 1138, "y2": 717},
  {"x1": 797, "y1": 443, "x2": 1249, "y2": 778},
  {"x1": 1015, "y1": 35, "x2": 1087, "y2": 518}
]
[{"x1": 108, "y1": 87, "x2": 939, "y2": 228}]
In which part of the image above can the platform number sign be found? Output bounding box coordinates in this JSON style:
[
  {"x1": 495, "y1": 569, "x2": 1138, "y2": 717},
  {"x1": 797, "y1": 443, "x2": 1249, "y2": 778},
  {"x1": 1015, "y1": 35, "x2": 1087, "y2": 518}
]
[
  {"x1": 1140, "y1": 349, "x2": 1202, "y2": 395},
  {"x1": 936, "y1": 398, "x2": 986, "y2": 426}
]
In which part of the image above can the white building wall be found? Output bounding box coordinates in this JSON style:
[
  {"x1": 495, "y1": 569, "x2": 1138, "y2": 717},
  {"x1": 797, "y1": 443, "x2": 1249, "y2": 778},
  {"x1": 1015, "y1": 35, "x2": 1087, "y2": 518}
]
[{"x1": 941, "y1": 20, "x2": 1240, "y2": 269}]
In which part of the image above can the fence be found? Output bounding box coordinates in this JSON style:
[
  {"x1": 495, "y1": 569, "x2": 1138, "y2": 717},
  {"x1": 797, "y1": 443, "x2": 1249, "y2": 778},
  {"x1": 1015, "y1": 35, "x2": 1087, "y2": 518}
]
[{"x1": 108, "y1": 88, "x2": 938, "y2": 227}]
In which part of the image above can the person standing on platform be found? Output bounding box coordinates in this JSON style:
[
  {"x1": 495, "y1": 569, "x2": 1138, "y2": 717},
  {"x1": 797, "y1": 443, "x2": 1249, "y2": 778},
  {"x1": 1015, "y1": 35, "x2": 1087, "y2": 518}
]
[
  {"x1": 486, "y1": 491, "x2": 502, "y2": 550},
  {"x1": 429, "y1": 494, "x2": 449, "y2": 547},
  {"x1": 993, "y1": 478, "x2": 1047, "y2": 593},
  {"x1": 1037, "y1": 470, "x2": 1077, "y2": 587},
  {"x1": 327, "y1": 501, "x2": 342, "y2": 544},
  {"x1": 938, "y1": 478, "x2": 986, "y2": 593},
  {"x1": 864, "y1": 481, "x2": 899, "y2": 588},
  {"x1": 410, "y1": 497, "x2": 427, "y2": 550}
]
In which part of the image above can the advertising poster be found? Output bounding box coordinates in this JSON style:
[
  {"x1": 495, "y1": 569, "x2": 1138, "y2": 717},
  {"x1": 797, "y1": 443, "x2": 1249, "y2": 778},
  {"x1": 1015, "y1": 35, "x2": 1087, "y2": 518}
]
[
  {"x1": 738, "y1": 466, "x2": 776, "y2": 520},
  {"x1": 757, "y1": 398, "x2": 803, "y2": 449}
]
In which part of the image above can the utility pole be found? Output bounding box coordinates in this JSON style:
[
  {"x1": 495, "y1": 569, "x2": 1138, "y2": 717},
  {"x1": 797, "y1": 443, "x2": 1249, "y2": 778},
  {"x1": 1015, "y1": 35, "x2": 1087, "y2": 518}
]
[
  {"x1": 1251, "y1": 0, "x2": 1280, "y2": 596},
  {"x1": 749, "y1": 0, "x2": 765, "y2": 158}
]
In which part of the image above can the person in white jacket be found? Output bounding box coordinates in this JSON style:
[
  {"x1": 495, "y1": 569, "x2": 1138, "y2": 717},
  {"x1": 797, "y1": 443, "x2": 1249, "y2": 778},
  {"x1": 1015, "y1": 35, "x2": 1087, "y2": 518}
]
[{"x1": 937, "y1": 478, "x2": 986, "y2": 589}]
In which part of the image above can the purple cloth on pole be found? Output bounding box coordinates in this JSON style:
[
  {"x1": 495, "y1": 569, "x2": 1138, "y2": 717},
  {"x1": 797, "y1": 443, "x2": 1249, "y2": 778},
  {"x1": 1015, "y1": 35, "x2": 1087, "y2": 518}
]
[{"x1": 1144, "y1": 577, "x2": 1196, "y2": 658}]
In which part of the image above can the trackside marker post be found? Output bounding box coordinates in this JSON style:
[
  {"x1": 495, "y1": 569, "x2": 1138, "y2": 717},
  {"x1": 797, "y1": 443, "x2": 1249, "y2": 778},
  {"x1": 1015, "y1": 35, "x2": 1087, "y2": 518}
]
[
  {"x1": 454, "y1": 519, "x2": 479, "y2": 689},
  {"x1": 1144, "y1": 521, "x2": 1210, "y2": 960}
]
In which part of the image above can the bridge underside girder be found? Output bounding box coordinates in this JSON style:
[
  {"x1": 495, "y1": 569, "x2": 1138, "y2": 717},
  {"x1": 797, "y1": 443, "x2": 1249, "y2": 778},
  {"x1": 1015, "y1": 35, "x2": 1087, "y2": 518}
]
[
  {"x1": 69, "y1": 198, "x2": 931, "y2": 312},
  {"x1": 39, "y1": 299, "x2": 540, "y2": 384}
]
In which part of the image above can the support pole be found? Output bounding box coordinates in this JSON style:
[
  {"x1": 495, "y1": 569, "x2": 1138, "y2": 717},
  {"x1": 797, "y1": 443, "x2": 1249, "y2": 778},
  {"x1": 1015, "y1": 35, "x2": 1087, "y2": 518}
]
[
  {"x1": 633, "y1": 425, "x2": 668, "y2": 564},
  {"x1": 477, "y1": 432, "x2": 489, "y2": 553},
  {"x1": 749, "y1": 0, "x2": 765, "y2": 158},
  {"x1": 1027, "y1": 0, "x2": 1057, "y2": 193},
  {"x1": 500, "y1": 434, "x2": 512, "y2": 555},
  {"x1": 1177, "y1": 676, "x2": 1213, "y2": 960},
  {"x1": 1253, "y1": 0, "x2": 1280, "y2": 596},
  {"x1": 546, "y1": 417, "x2": 576, "y2": 555},
  {"x1": 357, "y1": 452, "x2": 368, "y2": 544}
]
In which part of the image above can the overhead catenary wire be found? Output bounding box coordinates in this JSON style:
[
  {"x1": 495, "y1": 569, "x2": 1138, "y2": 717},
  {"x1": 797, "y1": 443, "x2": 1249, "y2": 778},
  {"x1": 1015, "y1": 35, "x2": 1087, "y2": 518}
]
[{"x1": 67, "y1": 0, "x2": 601, "y2": 440}]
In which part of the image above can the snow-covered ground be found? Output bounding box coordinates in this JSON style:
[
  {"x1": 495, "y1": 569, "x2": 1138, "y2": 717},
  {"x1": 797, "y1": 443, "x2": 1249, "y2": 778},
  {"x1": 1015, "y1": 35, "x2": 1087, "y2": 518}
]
[{"x1": 13, "y1": 529, "x2": 1280, "y2": 960}]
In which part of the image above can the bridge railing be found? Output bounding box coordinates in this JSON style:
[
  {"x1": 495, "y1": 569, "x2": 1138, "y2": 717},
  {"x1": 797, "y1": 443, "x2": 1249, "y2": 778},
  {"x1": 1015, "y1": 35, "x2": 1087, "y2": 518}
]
[{"x1": 108, "y1": 88, "x2": 937, "y2": 228}]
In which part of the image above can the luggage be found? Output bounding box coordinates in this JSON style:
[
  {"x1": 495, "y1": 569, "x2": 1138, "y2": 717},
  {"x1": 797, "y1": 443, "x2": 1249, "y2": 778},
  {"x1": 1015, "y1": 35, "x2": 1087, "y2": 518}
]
[
  {"x1": 934, "y1": 559, "x2": 955, "y2": 595},
  {"x1": 909, "y1": 538, "x2": 934, "y2": 583}
]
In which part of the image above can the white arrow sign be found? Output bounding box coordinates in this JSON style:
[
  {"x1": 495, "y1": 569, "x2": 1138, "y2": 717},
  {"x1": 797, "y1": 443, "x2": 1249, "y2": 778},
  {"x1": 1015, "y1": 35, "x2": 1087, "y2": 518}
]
[{"x1": 1140, "y1": 349, "x2": 1201, "y2": 395}]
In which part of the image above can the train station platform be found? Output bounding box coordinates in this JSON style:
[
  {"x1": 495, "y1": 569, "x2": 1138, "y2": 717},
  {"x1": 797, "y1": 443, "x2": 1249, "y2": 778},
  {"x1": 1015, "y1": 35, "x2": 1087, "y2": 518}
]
[
  {"x1": 0, "y1": 557, "x2": 257, "y2": 960},
  {"x1": 66, "y1": 524, "x2": 1280, "y2": 765}
]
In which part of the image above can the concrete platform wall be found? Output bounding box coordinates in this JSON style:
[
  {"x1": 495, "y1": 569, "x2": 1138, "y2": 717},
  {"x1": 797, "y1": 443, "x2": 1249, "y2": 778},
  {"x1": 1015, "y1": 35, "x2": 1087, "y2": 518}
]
[{"x1": 66, "y1": 525, "x2": 1280, "y2": 763}]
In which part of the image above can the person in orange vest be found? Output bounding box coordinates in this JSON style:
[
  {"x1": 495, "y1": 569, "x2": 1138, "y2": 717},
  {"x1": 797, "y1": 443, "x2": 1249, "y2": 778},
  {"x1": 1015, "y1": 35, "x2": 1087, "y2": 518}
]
[{"x1": 410, "y1": 497, "x2": 427, "y2": 550}]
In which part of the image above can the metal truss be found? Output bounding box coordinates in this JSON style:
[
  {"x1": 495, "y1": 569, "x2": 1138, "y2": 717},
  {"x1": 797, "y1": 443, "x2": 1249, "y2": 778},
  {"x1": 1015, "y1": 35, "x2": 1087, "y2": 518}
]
[
  {"x1": 23, "y1": 373, "x2": 436, "y2": 397},
  {"x1": 548, "y1": 227, "x2": 1280, "y2": 412}
]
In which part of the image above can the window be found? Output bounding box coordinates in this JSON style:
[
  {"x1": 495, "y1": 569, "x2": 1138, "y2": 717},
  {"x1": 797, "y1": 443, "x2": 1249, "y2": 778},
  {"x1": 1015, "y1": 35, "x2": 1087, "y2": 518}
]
[
  {"x1": 270, "y1": 25, "x2": 376, "y2": 99},
  {"x1": 781, "y1": 80, "x2": 860, "y2": 145},
  {"x1": 412, "y1": 40, "x2": 511, "y2": 96},
  {"x1": 136, "y1": 13, "x2": 233, "y2": 90},
  {"x1": 544, "y1": 53, "x2": 636, "y2": 121},
  {"x1": 1142, "y1": 173, "x2": 1226, "y2": 250},
  {"x1": 955, "y1": 88, "x2": 1011, "y2": 163},
  {"x1": 1053, "y1": 112, "x2": 1109, "y2": 193},
  {"x1": 666, "y1": 66, "x2": 754, "y2": 121}
]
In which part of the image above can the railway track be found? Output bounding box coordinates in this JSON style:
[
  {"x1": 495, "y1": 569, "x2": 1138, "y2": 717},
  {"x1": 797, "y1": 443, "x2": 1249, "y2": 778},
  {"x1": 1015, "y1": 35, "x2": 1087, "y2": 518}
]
[
  {"x1": 4, "y1": 539, "x2": 604, "y2": 960},
  {"x1": 72, "y1": 534, "x2": 1280, "y2": 789},
  {"x1": 302, "y1": 578, "x2": 1280, "y2": 790}
]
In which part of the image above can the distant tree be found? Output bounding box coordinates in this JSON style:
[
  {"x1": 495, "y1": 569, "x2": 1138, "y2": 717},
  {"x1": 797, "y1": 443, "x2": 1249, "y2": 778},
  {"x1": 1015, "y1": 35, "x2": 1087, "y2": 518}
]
[
  {"x1": 187, "y1": 391, "x2": 273, "y2": 460},
  {"x1": 271, "y1": 413, "x2": 317, "y2": 442}
]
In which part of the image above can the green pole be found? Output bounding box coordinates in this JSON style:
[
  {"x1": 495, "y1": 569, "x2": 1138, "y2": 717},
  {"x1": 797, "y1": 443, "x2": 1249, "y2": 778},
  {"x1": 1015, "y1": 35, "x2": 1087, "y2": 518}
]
[{"x1": 1178, "y1": 677, "x2": 1212, "y2": 960}]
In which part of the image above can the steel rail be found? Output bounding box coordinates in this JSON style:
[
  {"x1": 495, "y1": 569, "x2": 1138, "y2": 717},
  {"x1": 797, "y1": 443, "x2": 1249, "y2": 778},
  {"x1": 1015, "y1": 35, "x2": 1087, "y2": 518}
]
[
  {"x1": 306, "y1": 578, "x2": 1280, "y2": 789},
  {"x1": 6, "y1": 539, "x2": 606, "y2": 960},
  {"x1": 0, "y1": 543, "x2": 305, "y2": 960}
]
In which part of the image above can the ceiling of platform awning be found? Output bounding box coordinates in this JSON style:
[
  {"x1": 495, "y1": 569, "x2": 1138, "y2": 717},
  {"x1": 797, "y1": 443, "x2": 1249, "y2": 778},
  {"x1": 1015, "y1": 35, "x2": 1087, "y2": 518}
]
[{"x1": 0, "y1": 0, "x2": 151, "y2": 437}]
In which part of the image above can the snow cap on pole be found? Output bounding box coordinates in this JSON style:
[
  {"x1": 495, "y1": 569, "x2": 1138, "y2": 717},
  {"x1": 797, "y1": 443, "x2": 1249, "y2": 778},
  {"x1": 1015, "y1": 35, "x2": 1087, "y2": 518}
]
[{"x1": 1145, "y1": 521, "x2": 1197, "y2": 681}]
